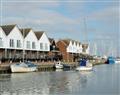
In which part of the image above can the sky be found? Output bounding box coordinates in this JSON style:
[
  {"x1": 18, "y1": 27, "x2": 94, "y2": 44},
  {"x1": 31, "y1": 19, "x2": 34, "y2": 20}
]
[{"x1": 0, "y1": 0, "x2": 120, "y2": 56}]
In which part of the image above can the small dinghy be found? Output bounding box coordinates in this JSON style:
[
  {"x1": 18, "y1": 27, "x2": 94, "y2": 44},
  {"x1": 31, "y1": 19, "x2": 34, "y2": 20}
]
[
  {"x1": 76, "y1": 59, "x2": 93, "y2": 71},
  {"x1": 10, "y1": 61, "x2": 37, "y2": 73},
  {"x1": 55, "y1": 61, "x2": 63, "y2": 69}
]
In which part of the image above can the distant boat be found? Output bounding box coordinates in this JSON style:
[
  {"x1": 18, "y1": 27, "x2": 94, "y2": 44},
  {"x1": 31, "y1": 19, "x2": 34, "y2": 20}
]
[
  {"x1": 106, "y1": 56, "x2": 115, "y2": 64},
  {"x1": 10, "y1": 61, "x2": 37, "y2": 73},
  {"x1": 76, "y1": 59, "x2": 93, "y2": 71},
  {"x1": 55, "y1": 61, "x2": 63, "y2": 69},
  {"x1": 115, "y1": 58, "x2": 120, "y2": 64}
]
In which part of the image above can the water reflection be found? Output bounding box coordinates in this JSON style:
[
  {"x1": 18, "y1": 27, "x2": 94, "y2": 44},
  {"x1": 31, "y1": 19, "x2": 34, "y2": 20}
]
[{"x1": 0, "y1": 64, "x2": 119, "y2": 95}]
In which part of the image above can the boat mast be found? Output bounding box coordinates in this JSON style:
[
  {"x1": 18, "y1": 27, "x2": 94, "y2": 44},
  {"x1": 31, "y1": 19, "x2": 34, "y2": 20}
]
[{"x1": 83, "y1": 17, "x2": 88, "y2": 43}]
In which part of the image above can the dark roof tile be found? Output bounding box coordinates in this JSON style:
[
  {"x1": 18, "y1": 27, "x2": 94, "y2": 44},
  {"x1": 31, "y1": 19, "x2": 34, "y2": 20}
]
[
  {"x1": 20, "y1": 28, "x2": 31, "y2": 38},
  {"x1": 1, "y1": 24, "x2": 16, "y2": 35},
  {"x1": 34, "y1": 31, "x2": 44, "y2": 40}
]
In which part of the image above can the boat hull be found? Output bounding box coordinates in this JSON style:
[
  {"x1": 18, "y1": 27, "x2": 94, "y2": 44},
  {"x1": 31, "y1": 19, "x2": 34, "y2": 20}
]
[
  {"x1": 76, "y1": 66, "x2": 92, "y2": 71},
  {"x1": 115, "y1": 60, "x2": 120, "y2": 64},
  {"x1": 55, "y1": 64, "x2": 63, "y2": 69},
  {"x1": 10, "y1": 64, "x2": 37, "y2": 73}
]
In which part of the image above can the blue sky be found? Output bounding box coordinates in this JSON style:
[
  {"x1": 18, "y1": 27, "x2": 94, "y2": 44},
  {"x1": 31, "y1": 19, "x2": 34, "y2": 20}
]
[{"x1": 0, "y1": 0, "x2": 119, "y2": 56}]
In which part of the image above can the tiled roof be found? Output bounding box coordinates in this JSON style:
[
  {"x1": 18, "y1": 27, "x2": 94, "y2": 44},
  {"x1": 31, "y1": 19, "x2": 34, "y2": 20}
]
[
  {"x1": 1, "y1": 24, "x2": 16, "y2": 35},
  {"x1": 34, "y1": 31, "x2": 44, "y2": 40},
  {"x1": 62, "y1": 39, "x2": 71, "y2": 46},
  {"x1": 20, "y1": 28, "x2": 31, "y2": 38},
  {"x1": 49, "y1": 38, "x2": 55, "y2": 44},
  {"x1": 59, "y1": 39, "x2": 81, "y2": 47}
]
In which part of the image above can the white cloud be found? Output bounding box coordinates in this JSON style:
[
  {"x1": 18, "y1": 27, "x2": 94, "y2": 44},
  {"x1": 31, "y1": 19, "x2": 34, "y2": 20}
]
[{"x1": 88, "y1": 6, "x2": 119, "y2": 23}]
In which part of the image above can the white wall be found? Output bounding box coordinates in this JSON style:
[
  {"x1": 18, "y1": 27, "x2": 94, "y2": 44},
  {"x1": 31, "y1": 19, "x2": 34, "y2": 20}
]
[
  {"x1": 86, "y1": 46, "x2": 90, "y2": 54},
  {"x1": 0, "y1": 27, "x2": 7, "y2": 48},
  {"x1": 24, "y1": 30, "x2": 38, "y2": 51},
  {"x1": 38, "y1": 33, "x2": 50, "y2": 51},
  {"x1": 67, "y1": 41, "x2": 73, "y2": 53},
  {"x1": 6, "y1": 26, "x2": 23, "y2": 49}
]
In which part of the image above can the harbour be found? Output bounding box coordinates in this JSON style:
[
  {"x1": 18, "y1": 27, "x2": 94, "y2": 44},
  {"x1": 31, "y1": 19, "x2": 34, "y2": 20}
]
[
  {"x1": 0, "y1": 0, "x2": 119, "y2": 95},
  {"x1": 0, "y1": 64, "x2": 119, "y2": 95}
]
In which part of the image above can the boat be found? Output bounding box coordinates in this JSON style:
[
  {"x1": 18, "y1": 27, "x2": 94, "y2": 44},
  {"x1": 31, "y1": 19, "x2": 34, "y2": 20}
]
[
  {"x1": 10, "y1": 61, "x2": 37, "y2": 73},
  {"x1": 115, "y1": 58, "x2": 120, "y2": 64},
  {"x1": 106, "y1": 56, "x2": 115, "y2": 64},
  {"x1": 55, "y1": 61, "x2": 63, "y2": 69},
  {"x1": 76, "y1": 59, "x2": 93, "y2": 71}
]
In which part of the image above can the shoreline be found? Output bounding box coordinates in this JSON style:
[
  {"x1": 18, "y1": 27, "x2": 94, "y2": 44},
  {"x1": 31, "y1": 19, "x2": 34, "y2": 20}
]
[{"x1": 0, "y1": 59, "x2": 106, "y2": 73}]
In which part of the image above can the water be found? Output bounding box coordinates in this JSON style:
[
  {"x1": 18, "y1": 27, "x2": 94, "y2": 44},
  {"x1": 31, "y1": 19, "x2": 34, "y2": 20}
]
[{"x1": 0, "y1": 64, "x2": 120, "y2": 95}]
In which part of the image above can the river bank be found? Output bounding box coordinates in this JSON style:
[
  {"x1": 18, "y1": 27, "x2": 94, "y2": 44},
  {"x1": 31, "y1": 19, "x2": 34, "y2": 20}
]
[{"x1": 0, "y1": 59, "x2": 106, "y2": 73}]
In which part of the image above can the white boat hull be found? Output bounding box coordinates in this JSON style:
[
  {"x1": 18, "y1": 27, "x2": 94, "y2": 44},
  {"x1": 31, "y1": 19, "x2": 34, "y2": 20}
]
[
  {"x1": 76, "y1": 66, "x2": 92, "y2": 71},
  {"x1": 115, "y1": 60, "x2": 120, "y2": 64},
  {"x1": 55, "y1": 64, "x2": 63, "y2": 69},
  {"x1": 10, "y1": 64, "x2": 37, "y2": 73}
]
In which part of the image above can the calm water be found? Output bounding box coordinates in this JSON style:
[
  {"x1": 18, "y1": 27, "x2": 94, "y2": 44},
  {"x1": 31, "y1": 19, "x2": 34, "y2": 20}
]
[{"x1": 0, "y1": 64, "x2": 120, "y2": 95}]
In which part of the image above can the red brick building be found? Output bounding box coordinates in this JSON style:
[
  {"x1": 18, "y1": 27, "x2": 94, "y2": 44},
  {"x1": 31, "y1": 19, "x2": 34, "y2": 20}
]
[{"x1": 57, "y1": 39, "x2": 74, "y2": 62}]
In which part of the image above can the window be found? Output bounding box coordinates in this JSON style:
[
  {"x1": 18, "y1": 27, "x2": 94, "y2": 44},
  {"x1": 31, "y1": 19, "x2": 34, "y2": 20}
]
[
  {"x1": 32, "y1": 42, "x2": 36, "y2": 49},
  {"x1": 10, "y1": 39, "x2": 14, "y2": 47},
  {"x1": 17, "y1": 40, "x2": 21, "y2": 48},
  {"x1": 26, "y1": 41, "x2": 30, "y2": 49},
  {"x1": 0, "y1": 38, "x2": 3, "y2": 47},
  {"x1": 45, "y1": 43, "x2": 48, "y2": 50},
  {"x1": 40, "y1": 43, "x2": 43, "y2": 50}
]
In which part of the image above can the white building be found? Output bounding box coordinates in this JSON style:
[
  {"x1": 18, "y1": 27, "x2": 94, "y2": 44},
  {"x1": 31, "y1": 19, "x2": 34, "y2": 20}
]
[
  {"x1": 35, "y1": 31, "x2": 50, "y2": 52},
  {"x1": 82, "y1": 44, "x2": 89, "y2": 54},
  {"x1": 20, "y1": 28, "x2": 38, "y2": 51},
  {"x1": 0, "y1": 27, "x2": 6, "y2": 48},
  {"x1": 66, "y1": 40, "x2": 73, "y2": 53},
  {"x1": 1, "y1": 24, "x2": 23, "y2": 50}
]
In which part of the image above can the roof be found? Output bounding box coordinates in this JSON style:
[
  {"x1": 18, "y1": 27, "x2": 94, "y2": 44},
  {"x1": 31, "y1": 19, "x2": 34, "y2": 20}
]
[
  {"x1": 20, "y1": 28, "x2": 31, "y2": 38},
  {"x1": 1, "y1": 24, "x2": 16, "y2": 35},
  {"x1": 60, "y1": 39, "x2": 75, "y2": 46},
  {"x1": 34, "y1": 31, "x2": 44, "y2": 40},
  {"x1": 61, "y1": 39, "x2": 71, "y2": 46},
  {"x1": 49, "y1": 38, "x2": 55, "y2": 44},
  {"x1": 82, "y1": 44, "x2": 88, "y2": 49}
]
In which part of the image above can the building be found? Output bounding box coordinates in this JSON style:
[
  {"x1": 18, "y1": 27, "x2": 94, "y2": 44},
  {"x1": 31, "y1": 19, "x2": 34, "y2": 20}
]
[
  {"x1": 57, "y1": 39, "x2": 89, "y2": 62},
  {"x1": 0, "y1": 24, "x2": 90, "y2": 63},
  {"x1": 48, "y1": 38, "x2": 61, "y2": 61},
  {"x1": 82, "y1": 44, "x2": 89, "y2": 54},
  {"x1": 20, "y1": 28, "x2": 38, "y2": 60},
  {"x1": 34, "y1": 31, "x2": 50, "y2": 61},
  {"x1": 1, "y1": 24, "x2": 23, "y2": 61},
  {"x1": 0, "y1": 27, "x2": 7, "y2": 61},
  {"x1": 57, "y1": 39, "x2": 75, "y2": 62}
]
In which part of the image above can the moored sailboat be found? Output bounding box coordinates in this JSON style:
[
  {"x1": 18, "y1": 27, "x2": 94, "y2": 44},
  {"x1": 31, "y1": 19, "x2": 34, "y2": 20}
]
[
  {"x1": 10, "y1": 62, "x2": 37, "y2": 73},
  {"x1": 76, "y1": 59, "x2": 93, "y2": 71}
]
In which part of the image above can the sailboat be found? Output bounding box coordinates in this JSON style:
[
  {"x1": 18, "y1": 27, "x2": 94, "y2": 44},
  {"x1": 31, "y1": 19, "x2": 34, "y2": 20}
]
[
  {"x1": 76, "y1": 59, "x2": 93, "y2": 71},
  {"x1": 10, "y1": 29, "x2": 37, "y2": 73}
]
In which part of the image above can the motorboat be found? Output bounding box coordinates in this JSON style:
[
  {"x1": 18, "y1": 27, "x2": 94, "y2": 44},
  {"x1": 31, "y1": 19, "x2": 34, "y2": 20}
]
[
  {"x1": 55, "y1": 61, "x2": 63, "y2": 69},
  {"x1": 10, "y1": 61, "x2": 37, "y2": 73},
  {"x1": 76, "y1": 59, "x2": 93, "y2": 71},
  {"x1": 115, "y1": 58, "x2": 120, "y2": 64},
  {"x1": 106, "y1": 56, "x2": 115, "y2": 64}
]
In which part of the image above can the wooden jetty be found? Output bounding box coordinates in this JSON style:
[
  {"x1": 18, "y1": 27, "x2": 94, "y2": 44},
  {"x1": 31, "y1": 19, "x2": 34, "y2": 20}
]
[{"x1": 0, "y1": 62, "x2": 77, "y2": 73}]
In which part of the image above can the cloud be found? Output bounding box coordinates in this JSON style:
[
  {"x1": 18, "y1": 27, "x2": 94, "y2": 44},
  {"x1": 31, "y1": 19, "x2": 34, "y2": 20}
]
[{"x1": 88, "y1": 6, "x2": 119, "y2": 23}]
